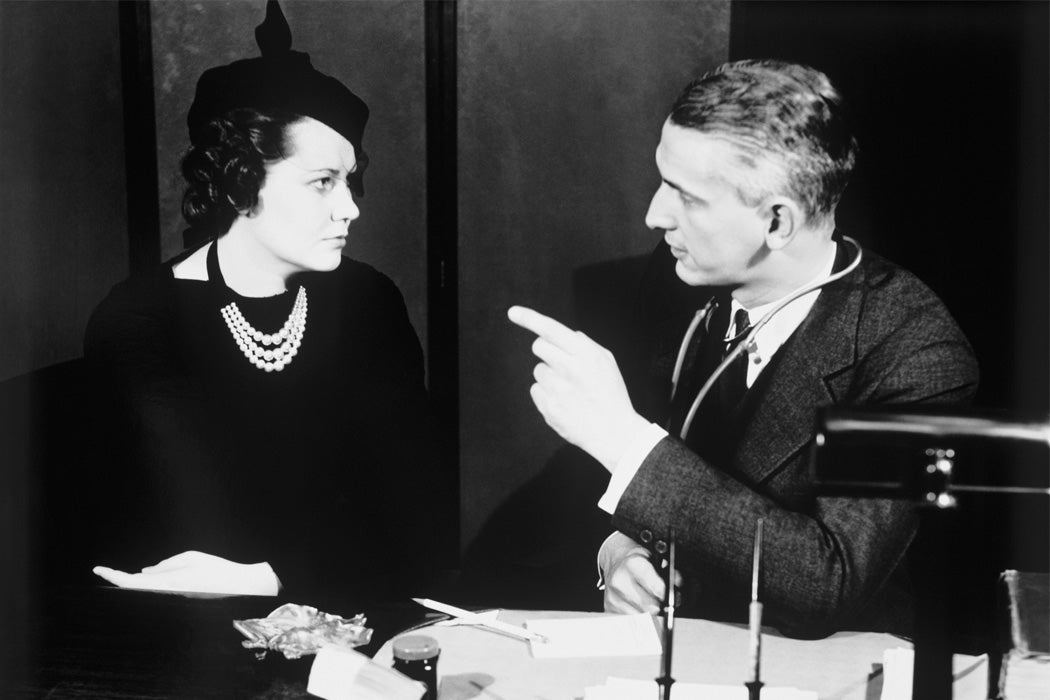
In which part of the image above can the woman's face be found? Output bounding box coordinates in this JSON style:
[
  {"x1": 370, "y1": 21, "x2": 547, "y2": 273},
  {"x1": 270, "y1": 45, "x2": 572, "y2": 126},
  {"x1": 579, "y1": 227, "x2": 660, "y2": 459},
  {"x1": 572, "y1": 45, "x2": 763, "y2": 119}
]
[{"x1": 241, "y1": 117, "x2": 360, "y2": 275}]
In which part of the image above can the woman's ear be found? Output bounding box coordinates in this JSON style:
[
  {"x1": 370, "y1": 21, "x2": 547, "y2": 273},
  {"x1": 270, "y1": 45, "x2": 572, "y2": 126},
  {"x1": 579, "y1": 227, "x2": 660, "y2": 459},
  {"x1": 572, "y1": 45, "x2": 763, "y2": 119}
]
[{"x1": 227, "y1": 194, "x2": 256, "y2": 219}]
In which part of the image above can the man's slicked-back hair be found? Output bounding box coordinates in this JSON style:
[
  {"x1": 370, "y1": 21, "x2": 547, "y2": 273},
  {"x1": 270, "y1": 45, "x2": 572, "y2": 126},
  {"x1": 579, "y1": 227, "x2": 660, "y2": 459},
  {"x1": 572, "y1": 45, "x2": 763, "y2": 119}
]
[{"x1": 669, "y1": 60, "x2": 858, "y2": 227}]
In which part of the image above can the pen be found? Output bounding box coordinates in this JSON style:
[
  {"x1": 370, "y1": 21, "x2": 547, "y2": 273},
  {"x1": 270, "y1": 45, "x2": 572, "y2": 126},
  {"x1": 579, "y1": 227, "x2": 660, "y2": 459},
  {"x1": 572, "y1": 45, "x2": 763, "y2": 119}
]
[{"x1": 411, "y1": 598, "x2": 549, "y2": 644}]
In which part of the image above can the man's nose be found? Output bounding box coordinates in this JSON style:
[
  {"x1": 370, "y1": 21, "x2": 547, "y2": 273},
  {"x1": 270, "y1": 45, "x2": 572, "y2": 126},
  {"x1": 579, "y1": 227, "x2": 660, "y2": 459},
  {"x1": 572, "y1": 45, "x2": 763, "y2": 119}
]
[
  {"x1": 332, "y1": 181, "x2": 360, "y2": 223},
  {"x1": 644, "y1": 184, "x2": 675, "y2": 231}
]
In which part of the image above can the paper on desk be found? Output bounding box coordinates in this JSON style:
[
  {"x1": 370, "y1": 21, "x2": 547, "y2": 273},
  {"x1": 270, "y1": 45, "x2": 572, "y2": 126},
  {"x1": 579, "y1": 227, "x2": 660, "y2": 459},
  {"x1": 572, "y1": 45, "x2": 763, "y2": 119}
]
[
  {"x1": 583, "y1": 677, "x2": 817, "y2": 699},
  {"x1": 524, "y1": 614, "x2": 662, "y2": 658},
  {"x1": 878, "y1": 647, "x2": 989, "y2": 700}
]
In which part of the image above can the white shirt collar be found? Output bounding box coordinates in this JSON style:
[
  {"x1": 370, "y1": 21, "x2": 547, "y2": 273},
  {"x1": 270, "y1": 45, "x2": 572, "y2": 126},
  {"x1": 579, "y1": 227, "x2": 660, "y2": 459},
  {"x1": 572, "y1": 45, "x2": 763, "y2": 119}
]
[{"x1": 729, "y1": 243, "x2": 839, "y2": 386}]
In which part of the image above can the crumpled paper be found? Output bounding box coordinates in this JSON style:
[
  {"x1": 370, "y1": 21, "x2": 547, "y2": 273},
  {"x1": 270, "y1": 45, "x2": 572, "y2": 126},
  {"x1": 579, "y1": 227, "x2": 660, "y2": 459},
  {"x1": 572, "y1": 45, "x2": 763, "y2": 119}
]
[{"x1": 233, "y1": 603, "x2": 373, "y2": 659}]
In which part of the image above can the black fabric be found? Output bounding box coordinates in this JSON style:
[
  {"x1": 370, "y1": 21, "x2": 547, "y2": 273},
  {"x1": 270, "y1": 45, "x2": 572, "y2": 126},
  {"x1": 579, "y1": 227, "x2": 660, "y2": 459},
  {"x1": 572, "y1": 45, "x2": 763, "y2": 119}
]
[
  {"x1": 83, "y1": 245, "x2": 445, "y2": 601},
  {"x1": 719, "y1": 308, "x2": 752, "y2": 409},
  {"x1": 187, "y1": 1, "x2": 369, "y2": 170},
  {"x1": 667, "y1": 295, "x2": 729, "y2": 438}
]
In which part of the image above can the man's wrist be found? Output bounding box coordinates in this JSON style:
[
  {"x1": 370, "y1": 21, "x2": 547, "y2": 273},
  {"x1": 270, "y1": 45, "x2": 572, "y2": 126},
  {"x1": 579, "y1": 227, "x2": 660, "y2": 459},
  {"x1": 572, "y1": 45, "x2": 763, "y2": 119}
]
[{"x1": 595, "y1": 412, "x2": 654, "y2": 473}]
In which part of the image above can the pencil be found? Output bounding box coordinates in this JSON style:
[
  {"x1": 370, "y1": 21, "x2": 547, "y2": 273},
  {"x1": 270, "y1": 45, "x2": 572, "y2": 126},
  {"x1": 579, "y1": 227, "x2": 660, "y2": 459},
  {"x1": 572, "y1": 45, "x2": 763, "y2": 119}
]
[{"x1": 411, "y1": 598, "x2": 550, "y2": 644}]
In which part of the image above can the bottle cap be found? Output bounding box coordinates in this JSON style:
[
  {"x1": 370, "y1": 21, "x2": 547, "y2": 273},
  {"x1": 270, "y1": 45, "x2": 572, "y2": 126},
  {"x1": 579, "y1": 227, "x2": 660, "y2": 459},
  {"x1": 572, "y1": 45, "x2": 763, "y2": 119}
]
[{"x1": 392, "y1": 634, "x2": 440, "y2": 661}]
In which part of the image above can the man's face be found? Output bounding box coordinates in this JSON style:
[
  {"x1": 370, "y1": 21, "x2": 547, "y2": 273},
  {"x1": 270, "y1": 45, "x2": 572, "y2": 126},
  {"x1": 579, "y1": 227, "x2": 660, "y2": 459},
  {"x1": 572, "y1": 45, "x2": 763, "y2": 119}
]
[{"x1": 645, "y1": 121, "x2": 770, "y2": 288}]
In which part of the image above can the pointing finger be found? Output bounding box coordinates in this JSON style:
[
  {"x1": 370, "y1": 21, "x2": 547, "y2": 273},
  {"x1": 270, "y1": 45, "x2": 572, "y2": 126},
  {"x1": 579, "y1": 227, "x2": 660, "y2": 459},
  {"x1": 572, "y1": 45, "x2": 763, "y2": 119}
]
[{"x1": 507, "y1": 306, "x2": 580, "y2": 349}]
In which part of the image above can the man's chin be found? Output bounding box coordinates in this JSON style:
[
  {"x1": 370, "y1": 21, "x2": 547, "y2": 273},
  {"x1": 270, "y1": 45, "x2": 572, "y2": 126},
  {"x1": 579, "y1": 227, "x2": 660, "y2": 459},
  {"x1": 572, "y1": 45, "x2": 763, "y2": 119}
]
[{"x1": 674, "y1": 260, "x2": 708, "y2": 287}]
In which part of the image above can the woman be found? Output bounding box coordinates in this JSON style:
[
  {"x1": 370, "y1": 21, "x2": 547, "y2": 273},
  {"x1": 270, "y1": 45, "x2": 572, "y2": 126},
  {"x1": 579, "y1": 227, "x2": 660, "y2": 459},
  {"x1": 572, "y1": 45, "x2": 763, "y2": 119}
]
[{"x1": 85, "y1": 3, "x2": 444, "y2": 599}]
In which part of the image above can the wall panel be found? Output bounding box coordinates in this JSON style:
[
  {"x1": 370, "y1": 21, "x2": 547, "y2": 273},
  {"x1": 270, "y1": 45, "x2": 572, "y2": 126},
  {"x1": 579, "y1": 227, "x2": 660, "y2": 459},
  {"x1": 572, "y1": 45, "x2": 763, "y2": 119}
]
[
  {"x1": 0, "y1": 0, "x2": 128, "y2": 381},
  {"x1": 458, "y1": 0, "x2": 731, "y2": 556}
]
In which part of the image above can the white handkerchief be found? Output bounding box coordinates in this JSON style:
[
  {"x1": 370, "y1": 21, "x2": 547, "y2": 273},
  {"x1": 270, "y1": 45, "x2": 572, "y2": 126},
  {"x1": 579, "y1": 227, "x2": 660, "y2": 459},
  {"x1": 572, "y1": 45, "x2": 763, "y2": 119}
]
[{"x1": 525, "y1": 614, "x2": 662, "y2": 658}]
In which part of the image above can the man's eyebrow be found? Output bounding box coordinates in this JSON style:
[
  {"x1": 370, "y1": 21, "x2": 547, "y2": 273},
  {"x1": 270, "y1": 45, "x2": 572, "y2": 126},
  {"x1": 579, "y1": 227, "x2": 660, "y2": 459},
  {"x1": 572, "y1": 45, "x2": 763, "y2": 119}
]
[{"x1": 663, "y1": 177, "x2": 704, "y2": 202}]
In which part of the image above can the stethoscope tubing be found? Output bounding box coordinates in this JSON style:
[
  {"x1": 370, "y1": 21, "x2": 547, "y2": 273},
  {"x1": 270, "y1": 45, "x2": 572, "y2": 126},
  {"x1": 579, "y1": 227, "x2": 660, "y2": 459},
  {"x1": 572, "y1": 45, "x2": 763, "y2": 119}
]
[{"x1": 672, "y1": 236, "x2": 864, "y2": 440}]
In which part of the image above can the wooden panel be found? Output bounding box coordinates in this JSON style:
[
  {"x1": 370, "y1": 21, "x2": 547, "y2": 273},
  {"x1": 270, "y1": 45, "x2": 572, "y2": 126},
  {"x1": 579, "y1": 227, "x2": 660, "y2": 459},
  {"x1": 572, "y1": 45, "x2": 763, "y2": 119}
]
[
  {"x1": 458, "y1": 0, "x2": 731, "y2": 554},
  {"x1": 0, "y1": 0, "x2": 128, "y2": 381}
]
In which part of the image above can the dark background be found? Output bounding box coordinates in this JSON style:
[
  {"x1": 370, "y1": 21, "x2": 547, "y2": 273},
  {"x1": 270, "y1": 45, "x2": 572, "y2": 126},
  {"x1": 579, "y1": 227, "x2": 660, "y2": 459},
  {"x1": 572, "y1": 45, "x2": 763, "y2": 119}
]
[
  {"x1": 1, "y1": 1, "x2": 1046, "y2": 682},
  {"x1": 732, "y1": 0, "x2": 1048, "y2": 416}
]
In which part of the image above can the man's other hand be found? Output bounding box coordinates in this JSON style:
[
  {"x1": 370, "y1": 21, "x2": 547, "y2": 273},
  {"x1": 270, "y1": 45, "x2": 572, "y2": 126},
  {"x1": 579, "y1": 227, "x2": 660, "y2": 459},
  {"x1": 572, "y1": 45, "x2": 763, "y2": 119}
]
[
  {"x1": 507, "y1": 305, "x2": 650, "y2": 471},
  {"x1": 599, "y1": 531, "x2": 682, "y2": 614}
]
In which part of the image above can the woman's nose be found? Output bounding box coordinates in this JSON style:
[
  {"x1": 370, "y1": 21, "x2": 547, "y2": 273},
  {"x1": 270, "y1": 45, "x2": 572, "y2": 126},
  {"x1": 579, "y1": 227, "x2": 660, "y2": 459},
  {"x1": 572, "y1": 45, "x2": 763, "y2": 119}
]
[{"x1": 332, "y1": 181, "x2": 360, "y2": 223}]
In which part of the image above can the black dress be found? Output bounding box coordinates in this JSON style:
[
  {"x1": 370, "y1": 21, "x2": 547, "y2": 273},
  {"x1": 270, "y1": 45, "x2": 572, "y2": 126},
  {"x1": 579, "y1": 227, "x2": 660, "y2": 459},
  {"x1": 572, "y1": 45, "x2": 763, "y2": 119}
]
[{"x1": 83, "y1": 242, "x2": 446, "y2": 600}]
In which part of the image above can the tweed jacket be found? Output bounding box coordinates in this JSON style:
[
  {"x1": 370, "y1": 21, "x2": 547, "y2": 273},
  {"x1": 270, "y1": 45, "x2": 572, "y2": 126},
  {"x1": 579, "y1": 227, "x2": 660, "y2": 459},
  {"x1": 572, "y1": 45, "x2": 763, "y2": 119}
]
[{"x1": 612, "y1": 243, "x2": 979, "y2": 637}]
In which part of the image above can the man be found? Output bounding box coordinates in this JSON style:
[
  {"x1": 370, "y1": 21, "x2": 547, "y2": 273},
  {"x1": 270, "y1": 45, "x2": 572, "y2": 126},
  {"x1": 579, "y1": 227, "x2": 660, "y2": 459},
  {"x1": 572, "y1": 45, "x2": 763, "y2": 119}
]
[{"x1": 508, "y1": 60, "x2": 977, "y2": 637}]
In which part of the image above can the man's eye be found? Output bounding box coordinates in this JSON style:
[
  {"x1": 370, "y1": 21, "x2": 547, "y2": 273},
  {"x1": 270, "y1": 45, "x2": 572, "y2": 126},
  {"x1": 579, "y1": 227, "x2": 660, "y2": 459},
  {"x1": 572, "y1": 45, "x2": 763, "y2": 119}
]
[{"x1": 679, "y1": 191, "x2": 702, "y2": 207}]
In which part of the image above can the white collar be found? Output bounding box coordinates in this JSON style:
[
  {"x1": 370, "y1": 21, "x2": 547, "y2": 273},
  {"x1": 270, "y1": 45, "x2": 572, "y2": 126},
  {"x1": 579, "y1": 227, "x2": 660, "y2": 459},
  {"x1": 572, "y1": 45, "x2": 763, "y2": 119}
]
[{"x1": 728, "y1": 243, "x2": 839, "y2": 383}]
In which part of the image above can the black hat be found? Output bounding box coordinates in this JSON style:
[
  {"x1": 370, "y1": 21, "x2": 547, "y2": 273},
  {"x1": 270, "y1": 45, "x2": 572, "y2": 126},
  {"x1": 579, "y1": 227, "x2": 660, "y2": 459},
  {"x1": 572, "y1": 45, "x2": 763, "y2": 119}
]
[{"x1": 187, "y1": 1, "x2": 368, "y2": 161}]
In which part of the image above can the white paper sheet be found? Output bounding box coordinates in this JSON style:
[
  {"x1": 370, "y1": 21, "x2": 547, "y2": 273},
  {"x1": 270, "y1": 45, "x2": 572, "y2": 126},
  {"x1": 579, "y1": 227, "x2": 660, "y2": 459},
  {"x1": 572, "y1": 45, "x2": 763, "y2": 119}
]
[
  {"x1": 524, "y1": 613, "x2": 663, "y2": 658},
  {"x1": 878, "y1": 647, "x2": 989, "y2": 700},
  {"x1": 583, "y1": 676, "x2": 818, "y2": 699}
]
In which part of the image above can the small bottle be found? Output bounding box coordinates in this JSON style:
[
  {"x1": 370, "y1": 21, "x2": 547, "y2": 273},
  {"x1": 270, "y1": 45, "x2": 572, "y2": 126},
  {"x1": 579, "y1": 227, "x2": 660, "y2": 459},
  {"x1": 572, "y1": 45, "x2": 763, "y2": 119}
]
[{"x1": 391, "y1": 634, "x2": 440, "y2": 700}]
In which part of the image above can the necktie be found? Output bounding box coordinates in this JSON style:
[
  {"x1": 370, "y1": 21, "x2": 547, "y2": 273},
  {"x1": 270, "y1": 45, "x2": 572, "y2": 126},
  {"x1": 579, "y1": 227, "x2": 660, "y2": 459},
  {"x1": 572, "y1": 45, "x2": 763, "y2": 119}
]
[{"x1": 719, "y1": 308, "x2": 752, "y2": 410}]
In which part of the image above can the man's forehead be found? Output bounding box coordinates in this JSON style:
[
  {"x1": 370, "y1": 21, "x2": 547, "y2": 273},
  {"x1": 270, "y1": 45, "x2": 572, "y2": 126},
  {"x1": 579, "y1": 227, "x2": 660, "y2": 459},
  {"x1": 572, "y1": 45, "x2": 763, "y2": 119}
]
[
  {"x1": 659, "y1": 121, "x2": 754, "y2": 156},
  {"x1": 657, "y1": 124, "x2": 746, "y2": 172}
]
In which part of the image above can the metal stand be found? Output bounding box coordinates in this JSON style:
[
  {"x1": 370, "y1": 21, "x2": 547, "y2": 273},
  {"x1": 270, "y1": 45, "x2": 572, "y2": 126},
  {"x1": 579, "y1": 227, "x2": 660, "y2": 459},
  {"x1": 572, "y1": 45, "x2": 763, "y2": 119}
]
[
  {"x1": 912, "y1": 448, "x2": 957, "y2": 700},
  {"x1": 812, "y1": 408, "x2": 1050, "y2": 700},
  {"x1": 656, "y1": 529, "x2": 677, "y2": 700}
]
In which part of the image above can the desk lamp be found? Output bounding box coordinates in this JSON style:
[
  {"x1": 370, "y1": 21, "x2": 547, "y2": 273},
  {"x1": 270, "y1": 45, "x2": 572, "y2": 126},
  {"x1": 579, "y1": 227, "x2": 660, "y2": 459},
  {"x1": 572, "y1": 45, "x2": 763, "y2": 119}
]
[{"x1": 812, "y1": 407, "x2": 1049, "y2": 700}]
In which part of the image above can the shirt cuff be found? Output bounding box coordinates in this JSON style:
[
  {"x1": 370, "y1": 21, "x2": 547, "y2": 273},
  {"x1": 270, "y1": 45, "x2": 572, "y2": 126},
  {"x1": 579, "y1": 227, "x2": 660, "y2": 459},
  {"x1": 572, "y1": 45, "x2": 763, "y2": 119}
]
[
  {"x1": 594, "y1": 531, "x2": 620, "y2": 590},
  {"x1": 597, "y1": 421, "x2": 668, "y2": 514}
]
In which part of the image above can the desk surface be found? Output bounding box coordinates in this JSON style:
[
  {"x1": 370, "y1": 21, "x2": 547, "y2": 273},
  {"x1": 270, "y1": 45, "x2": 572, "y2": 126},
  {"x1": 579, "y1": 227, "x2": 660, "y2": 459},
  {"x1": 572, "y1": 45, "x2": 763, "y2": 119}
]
[
  {"x1": 375, "y1": 610, "x2": 903, "y2": 700},
  {"x1": 11, "y1": 585, "x2": 421, "y2": 698},
  {"x1": 10, "y1": 586, "x2": 983, "y2": 700}
]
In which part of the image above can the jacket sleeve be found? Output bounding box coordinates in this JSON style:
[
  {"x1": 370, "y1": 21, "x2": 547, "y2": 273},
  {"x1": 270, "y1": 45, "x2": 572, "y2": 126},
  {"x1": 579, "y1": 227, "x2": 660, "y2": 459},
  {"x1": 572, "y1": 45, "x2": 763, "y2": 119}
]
[{"x1": 611, "y1": 285, "x2": 979, "y2": 637}]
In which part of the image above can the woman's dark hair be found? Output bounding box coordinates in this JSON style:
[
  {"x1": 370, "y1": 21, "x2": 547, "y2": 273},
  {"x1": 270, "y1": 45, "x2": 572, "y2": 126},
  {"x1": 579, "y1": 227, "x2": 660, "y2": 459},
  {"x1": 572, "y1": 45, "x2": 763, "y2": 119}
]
[{"x1": 180, "y1": 108, "x2": 300, "y2": 246}]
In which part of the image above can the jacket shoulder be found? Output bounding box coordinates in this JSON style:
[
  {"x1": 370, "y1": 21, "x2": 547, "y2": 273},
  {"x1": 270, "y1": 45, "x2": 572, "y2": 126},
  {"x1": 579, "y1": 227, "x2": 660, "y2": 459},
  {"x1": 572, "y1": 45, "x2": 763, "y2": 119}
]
[{"x1": 847, "y1": 249, "x2": 979, "y2": 399}]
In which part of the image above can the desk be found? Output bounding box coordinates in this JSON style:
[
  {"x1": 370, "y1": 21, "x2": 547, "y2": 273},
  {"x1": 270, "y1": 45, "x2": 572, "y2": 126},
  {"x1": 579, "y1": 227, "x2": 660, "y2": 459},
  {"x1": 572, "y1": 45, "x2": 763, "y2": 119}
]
[
  {"x1": 375, "y1": 610, "x2": 905, "y2": 700},
  {"x1": 10, "y1": 585, "x2": 422, "y2": 698},
  {"x1": 10, "y1": 588, "x2": 984, "y2": 699}
]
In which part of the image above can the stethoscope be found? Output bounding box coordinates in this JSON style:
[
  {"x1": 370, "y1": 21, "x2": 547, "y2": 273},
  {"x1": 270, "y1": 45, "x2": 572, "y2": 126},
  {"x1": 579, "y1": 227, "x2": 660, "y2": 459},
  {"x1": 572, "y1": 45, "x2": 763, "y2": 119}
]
[{"x1": 670, "y1": 236, "x2": 864, "y2": 439}]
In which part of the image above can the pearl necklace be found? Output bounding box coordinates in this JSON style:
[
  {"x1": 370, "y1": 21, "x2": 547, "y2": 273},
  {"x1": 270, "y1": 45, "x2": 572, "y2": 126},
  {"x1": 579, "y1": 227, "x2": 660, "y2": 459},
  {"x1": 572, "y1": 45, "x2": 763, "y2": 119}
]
[{"x1": 220, "y1": 286, "x2": 307, "y2": 372}]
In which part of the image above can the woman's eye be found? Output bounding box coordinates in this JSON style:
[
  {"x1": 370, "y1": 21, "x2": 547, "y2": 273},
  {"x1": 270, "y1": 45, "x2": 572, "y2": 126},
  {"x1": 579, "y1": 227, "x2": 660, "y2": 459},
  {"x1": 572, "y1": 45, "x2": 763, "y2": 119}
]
[{"x1": 312, "y1": 177, "x2": 336, "y2": 192}]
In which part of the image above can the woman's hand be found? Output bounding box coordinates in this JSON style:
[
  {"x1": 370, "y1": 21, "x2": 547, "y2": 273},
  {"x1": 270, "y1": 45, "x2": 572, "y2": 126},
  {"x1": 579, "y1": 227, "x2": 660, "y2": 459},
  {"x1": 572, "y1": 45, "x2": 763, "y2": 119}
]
[{"x1": 93, "y1": 550, "x2": 280, "y2": 596}]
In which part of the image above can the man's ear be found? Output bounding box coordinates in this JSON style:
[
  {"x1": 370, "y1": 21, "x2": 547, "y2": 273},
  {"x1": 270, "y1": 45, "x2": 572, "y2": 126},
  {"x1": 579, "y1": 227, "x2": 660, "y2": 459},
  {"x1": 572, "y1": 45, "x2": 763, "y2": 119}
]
[{"x1": 763, "y1": 197, "x2": 802, "y2": 250}]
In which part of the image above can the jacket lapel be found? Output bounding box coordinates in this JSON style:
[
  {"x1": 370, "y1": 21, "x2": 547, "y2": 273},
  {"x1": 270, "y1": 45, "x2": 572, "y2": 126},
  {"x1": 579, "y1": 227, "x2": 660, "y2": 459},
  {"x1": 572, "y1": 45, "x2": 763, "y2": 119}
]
[{"x1": 735, "y1": 257, "x2": 867, "y2": 484}]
